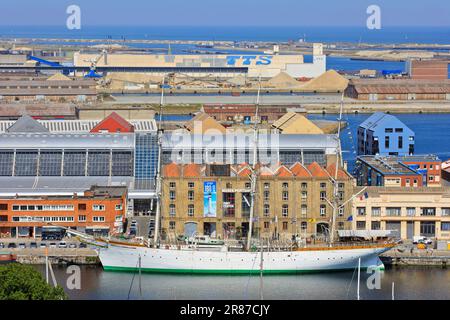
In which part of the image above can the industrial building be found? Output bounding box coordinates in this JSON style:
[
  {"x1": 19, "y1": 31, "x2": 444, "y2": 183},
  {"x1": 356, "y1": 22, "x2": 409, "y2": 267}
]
[
  {"x1": 161, "y1": 162, "x2": 353, "y2": 240},
  {"x1": 345, "y1": 79, "x2": 450, "y2": 101},
  {"x1": 357, "y1": 112, "x2": 414, "y2": 156},
  {"x1": 73, "y1": 43, "x2": 326, "y2": 79},
  {"x1": 352, "y1": 186, "x2": 450, "y2": 240},
  {"x1": 0, "y1": 79, "x2": 97, "y2": 102},
  {"x1": 407, "y1": 59, "x2": 449, "y2": 80},
  {"x1": 0, "y1": 115, "x2": 158, "y2": 217},
  {"x1": 0, "y1": 186, "x2": 127, "y2": 238}
]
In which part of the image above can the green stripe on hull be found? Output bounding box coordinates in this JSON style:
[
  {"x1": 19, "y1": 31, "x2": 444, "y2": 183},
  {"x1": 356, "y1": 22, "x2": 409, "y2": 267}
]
[{"x1": 102, "y1": 265, "x2": 384, "y2": 275}]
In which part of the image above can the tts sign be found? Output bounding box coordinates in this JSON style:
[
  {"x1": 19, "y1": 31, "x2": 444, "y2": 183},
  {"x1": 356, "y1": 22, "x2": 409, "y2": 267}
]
[{"x1": 226, "y1": 55, "x2": 273, "y2": 66}]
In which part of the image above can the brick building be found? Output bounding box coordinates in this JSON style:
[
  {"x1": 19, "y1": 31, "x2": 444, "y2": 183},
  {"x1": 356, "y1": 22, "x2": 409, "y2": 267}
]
[
  {"x1": 0, "y1": 186, "x2": 127, "y2": 238},
  {"x1": 161, "y1": 162, "x2": 354, "y2": 241}
]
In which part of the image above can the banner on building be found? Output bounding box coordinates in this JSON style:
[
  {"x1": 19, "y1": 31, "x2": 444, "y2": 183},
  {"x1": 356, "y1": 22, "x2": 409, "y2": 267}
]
[{"x1": 203, "y1": 181, "x2": 217, "y2": 217}]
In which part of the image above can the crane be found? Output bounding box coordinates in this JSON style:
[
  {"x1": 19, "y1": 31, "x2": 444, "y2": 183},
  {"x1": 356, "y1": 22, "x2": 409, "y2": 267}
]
[{"x1": 83, "y1": 49, "x2": 107, "y2": 78}]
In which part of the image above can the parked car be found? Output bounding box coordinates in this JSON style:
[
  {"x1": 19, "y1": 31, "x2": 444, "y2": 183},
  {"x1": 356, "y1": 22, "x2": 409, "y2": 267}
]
[
  {"x1": 69, "y1": 243, "x2": 77, "y2": 248},
  {"x1": 39, "y1": 243, "x2": 47, "y2": 248},
  {"x1": 49, "y1": 242, "x2": 57, "y2": 248},
  {"x1": 0, "y1": 242, "x2": 4, "y2": 248},
  {"x1": 79, "y1": 243, "x2": 87, "y2": 248},
  {"x1": 18, "y1": 243, "x2": 26, "y2": 249},
  {"x1": 58, "y1": 242, "x2": 67, "y2": 248},
  {"x1": 8, "y1": 242, "x2": 17, "y2": 248},
  {"x1": 30, "y1": 242, "x2": 37, "y2": 248}
]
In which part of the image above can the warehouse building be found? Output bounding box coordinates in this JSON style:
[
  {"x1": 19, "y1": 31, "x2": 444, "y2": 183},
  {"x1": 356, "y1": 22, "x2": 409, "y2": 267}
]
[
  {"x1": 407, "y1": 59, "x2": 449, "y2": 80},
  {"x1": 0, "y1": 79, "x2": 97, "y2": 102},
  {"x1": 161, "y1": 162, "x2": 353, "y2": 241},
  {"x1": 73, "y1": 44, "x2": 326, "y2": 79},
  {"x1": 345, "y1": 79, "x2": 450, "y2": 101}
]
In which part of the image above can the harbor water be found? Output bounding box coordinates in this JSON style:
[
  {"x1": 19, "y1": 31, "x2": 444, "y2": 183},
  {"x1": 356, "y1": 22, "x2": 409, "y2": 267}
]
[{"x1": 33, "y1": 265, "x2": 450, "y2": 300}]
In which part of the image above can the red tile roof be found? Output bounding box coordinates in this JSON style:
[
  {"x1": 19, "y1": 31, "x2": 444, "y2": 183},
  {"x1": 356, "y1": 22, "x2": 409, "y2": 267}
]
[
  {"x1": 90, "y1": 112, "x2": 134, "y2": 133},
  {"x1": 326, "y1": 163, "x2": 350, "y2": 180},
  {"x1": 183, "y1": 163, "x2": 201, "y2": 177},
  {"x1": 290, "y1": 162, "x2": 312, "y2": 177},
  {"x1": 163, "y1": 163, "x2": 180, "y2": 178},
  {"x1": 307, "y1": 162, "x2": 329, "y2": 178},
  {"x1": 276, "y1": 166, "x2": 294, "y2": 177}
]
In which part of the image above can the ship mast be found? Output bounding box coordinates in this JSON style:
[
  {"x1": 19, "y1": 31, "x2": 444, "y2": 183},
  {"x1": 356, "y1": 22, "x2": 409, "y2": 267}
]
[
  {"x1": 329, "y1": 93, "x2": 344, "y2": 244},
  {"x1": 153, "y1": 76, "x2": 165, "y2": 246},
  {"x1": 246, "y1": 76, "x2": 261, "y2": 251}
]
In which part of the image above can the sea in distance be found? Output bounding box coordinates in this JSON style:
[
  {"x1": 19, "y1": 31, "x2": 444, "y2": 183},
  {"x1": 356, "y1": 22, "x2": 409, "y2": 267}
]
[
  {"x1": 1, "y1": 26, "x2": 450, "y2": 44},
  {"x1": 33, "y1": 264, "x2": 450, "y2": 300}
]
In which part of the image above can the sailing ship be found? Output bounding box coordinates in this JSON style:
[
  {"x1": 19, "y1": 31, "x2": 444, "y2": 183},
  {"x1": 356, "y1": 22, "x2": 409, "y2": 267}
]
[{"x1": 98, "y1": 83, "x2": 396, "y2": 274}]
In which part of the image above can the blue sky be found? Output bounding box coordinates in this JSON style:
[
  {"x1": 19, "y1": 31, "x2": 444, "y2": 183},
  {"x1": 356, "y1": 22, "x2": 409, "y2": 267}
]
[{"x1": 0, "y1": 0, "x2": 449, "y2": 27}]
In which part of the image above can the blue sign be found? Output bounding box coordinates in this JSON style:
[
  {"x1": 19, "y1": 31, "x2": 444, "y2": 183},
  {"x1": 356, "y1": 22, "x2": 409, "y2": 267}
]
[
  {"x1": 226, "y1": 55, "x2": 272, "y2": 66},
  {"x1": 203, "y1": 181, "x2": 217, "y2": 217}
]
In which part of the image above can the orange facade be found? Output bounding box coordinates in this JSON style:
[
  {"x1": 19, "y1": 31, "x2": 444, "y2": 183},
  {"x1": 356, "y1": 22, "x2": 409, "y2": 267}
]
[{"x1": 0, "y1": 188, "x2": 127, "y2": 238}]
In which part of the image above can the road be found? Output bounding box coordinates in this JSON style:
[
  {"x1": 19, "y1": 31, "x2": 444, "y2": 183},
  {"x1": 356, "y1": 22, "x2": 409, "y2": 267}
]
[{"x1": 110, "y1": 93, "x2": 343, "y2": 105}]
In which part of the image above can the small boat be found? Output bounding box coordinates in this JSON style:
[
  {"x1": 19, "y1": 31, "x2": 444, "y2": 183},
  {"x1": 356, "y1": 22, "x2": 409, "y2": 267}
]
[{"x1": 0, "y1": 251, "x2": 17, "y2": 264}]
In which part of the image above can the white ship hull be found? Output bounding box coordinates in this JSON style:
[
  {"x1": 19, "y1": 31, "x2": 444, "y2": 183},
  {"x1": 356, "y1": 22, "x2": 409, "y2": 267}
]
[{"x1": 99, "y1": 244, "x2": 393, "y2": 274}]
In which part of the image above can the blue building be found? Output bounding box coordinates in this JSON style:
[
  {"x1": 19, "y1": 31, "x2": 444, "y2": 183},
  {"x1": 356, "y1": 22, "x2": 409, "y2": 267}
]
[{"x1": 357, "y1": 112, "x2": 415, "y2": 156}]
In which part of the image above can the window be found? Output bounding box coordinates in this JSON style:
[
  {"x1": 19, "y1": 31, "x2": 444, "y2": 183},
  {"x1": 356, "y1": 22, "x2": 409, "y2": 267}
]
[
  {"x1": 245, "y1": 182, "x2": 251, "y2": 189},
  {"x1": 371, "y1": 221, "x2": 381, "y2": 230},
  {"x1": 93, "y1": 205, "x2": 105, "y2": 211},
  {"x1": 264, "y1": 183, "x2": 270, "y2": 190},
  {"x1": 169, "y1": 204, "x2": 176, "y2": 216},
  {"x1": 357, "y1": 207, "x2": 366, "y2": 216},
  {"x1": 188, "y1": 182, "x2": 195, "y2": 189},
  {"x1": 441, "y1": 222, "x2": 450, "y2": 231},
  {"x1": 386, "y1": 207, "x2": 401, "y2": 216},
  {"x1": 115, "y1": 204, "x2": 123, "y2": 210},
  {"x1": 301, "y1": 183, "x2": 307, "y2": 189},
  {"x1": 320, "y1": 183, "x2": 326, "y2": 189},
  {"x1": 169, "y1": 221, "x2": 176, "y2": 230},
  {"x1": 338, "y1": 191, "x2": 344, "y2": 201},
  {"x1": 338, "y1": 207, "x2": 344, "y2": 216},
  {"x1": 320, "y1": 205, "x2": 326, "y2": 216},
  {"x1": 263, "y1": 191, "x2": 270, "y2": 201},
  {"x1": 282, "y1": 191, "x2": 289, "y2": 201},
  {"x1": 93, "y1": 216, "x2": 105, "y2": 222},
  {"x1": 264, "y1": 222, "x2": 270, "y2": 229},
  {"x1": 442, "y1": 208, "x2": 450, "y2": 216},
  {"x1": 282, "y1": 182, "x2": 289, "y2": 189},
  {"x1": 263, "y1": 204, "x2": 270, "y2": 217},
  {"x1": 385, "y1": 128, "x2": 393, "y2": 133},
  {"x1": 301, "y1": 191, "x2": 307, "y2": 200},
  {"x1": 169, "y1": 182, "x2": 176, "y2": 189},
  {"x1": 337, "y1": 222, "x2": 345, "y2": 230},
  {"x1": 282, "y1": 205, "x2": 288, "y2": 217},
  {"x1": 356, "y1": 221, "x2": 366, "y2": 230},
  {"x1": 0, "y1": 204, "x2": 8, "y2": 211},
  {"x1": 187, "y1": 204, "x2": 194, "y2": 217},
  {"x1": 282, "y1": 221, "x2": 288, "y2": 231},
  {"x1": 12, "y1": 205, "x2": 19, "y2": 211},
  {"x1": 78, "y1": 203, "x2": 86, "y2": 211},
  {"x1": 395, "y1": 128, "x2": 403, "y2": 133},
  {"x1": 406, "y1": 207, "x2": 416, "y2": 216},
  {"x1": 169, "y1": 191, "x2": 176, "y2": 201},
  {"x1": 78, "y1": 215, "x2": 86, "y2": 222},
  {"x1": 371, "y1": 207, "x2": 381, "y2": 216},
  {"x1": 385, "y1": 136, "x2": 390, "y2": 148},
  {"x1": 338, "y1": 183, "x2": 345, "y2": 189},
  {"x1": 320, "y1": 191, "x2": 326, "y2": 201},
  {"x1": 188, "y1": 190, "x2": 194, "y2": 201},
  {"x1": 420, "y1": 221, "x2": 435, "y2": 237},
  {"x1": 301, "y1": 205, "x2": 307, "y2": 216},
  {"x1": 421, "y1": 208, "x2": 436, "y2": 216}
]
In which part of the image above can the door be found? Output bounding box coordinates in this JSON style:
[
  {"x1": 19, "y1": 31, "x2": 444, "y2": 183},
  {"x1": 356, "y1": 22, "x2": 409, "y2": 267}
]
[
  {"x1": 385, "y1": 222, "x2": 401, "y2": 239},
  {"x1": 407, "y1": 221, "x2": 414, "y2": 239},
  {"x1": 184, "y1": 222, "x2": 198, "y2": 237}
]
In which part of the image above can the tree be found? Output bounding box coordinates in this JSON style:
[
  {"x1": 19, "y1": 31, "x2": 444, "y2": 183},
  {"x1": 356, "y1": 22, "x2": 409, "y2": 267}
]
[{"x1": 0, "y1": 263, "x2": 67, "y2": 300}]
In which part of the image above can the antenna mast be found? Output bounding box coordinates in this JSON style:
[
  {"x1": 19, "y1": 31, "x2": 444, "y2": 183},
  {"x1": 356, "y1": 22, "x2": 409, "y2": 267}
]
[
  {"x1": 246, "y1": 76, "x2": 261, "y2": 251},
  {"x1": 153, "y1": 76, "x2": 165, "y2": 246},
  {"x1": 329, "y1": 93, "x2": 344, "y2": 244}
]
